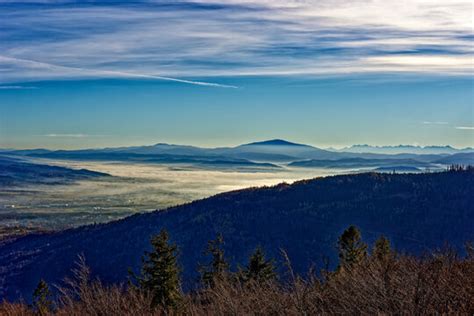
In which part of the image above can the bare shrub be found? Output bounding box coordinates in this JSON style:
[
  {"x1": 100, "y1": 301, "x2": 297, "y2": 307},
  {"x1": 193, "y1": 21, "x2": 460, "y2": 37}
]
[
  {"x1": 1, "y1": 249, "x2": 473, "y2": 315},
  {"x1": 0, "y1": 301, "x2": 34, "y2": 316},
  {"x1": 55, "y1": 255, "x2": 155, "y2": 316}
]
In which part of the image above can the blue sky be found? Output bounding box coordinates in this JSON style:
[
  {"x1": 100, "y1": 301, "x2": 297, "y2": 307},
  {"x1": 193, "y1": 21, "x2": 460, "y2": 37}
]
[{"x1": 0, "y1": 0, "x2": 473, "y2": 149}]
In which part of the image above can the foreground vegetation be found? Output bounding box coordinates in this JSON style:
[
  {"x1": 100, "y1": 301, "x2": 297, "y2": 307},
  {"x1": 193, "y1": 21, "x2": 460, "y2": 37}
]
[{"x1": 1, "y1": 225, "x2": 473, "y2": 315}]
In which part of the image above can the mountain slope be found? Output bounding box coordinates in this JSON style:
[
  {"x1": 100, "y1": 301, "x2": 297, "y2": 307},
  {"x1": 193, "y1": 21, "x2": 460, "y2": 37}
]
[
  {"x1": 239, "y1": 139, "x2": 311, "y2": 147},
  {"x1": 0, "y1": 170, "x2": 472, "y2": 301},
  {"x1": 0, "y1": 155, "x2": 109, "y2": 187},
  {"x1": 226, "y1": 138, "x2": 336, "y2": 160},
  {"x1": 289, "y1": 157, "x2": 434, "y2": 169},
  {"x1": 435, "y1": 152, "x2": 474, "y2": 165},
  {"x1": 22, "y1": 152, "x2": 280, "y2": 169}
]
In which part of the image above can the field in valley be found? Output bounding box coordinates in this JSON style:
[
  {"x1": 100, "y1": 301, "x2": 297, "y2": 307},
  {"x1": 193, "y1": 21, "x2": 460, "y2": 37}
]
[{"x1": 0, "y1": 159, "x2": 348, "y2": 232}]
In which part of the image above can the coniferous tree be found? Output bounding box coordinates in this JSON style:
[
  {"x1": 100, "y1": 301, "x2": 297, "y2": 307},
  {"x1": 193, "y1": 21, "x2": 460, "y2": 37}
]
[
  {"x1": 137, "y1": 229, "x2": 181, "y2": 309},
  {"x1": 241, "y1": 247, "x2": 277, "y2": 283},
  {"x1": 32, "y1": 279, "x2": 53, "y2": 315},
  {"x1": 372, "y1": 235, "x2": 392, "y2": 261},
  {"x1": 201, "y1": 234, "x2": 229, "y2": 288},
  {"x1": 337, "y1": 225, "x2": 367, "y2": 270}
]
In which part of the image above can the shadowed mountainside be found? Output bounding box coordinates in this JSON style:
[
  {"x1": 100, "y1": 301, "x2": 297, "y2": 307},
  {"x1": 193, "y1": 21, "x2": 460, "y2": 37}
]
[
  {"x1": 0, "y1": 169, "x2": 472, "y2": 301},
  {"x1": 435, "y1": 152, "x2": 474, "y2": 165},
  {"x1": 0, "y1": 156, "x2": 109, "y2": 187},
  {"x1": 289, "y1": 157, "x2": 433, "y2": 169}
]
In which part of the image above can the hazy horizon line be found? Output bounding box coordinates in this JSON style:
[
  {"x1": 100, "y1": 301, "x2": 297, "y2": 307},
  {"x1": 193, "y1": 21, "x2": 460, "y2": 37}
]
[{"x1": 1, "y1": 138, "x2": 473, "y2": 152}]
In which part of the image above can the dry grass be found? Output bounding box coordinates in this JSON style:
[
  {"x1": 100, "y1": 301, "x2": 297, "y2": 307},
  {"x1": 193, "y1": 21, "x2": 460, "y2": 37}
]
[
  {"x1": 188, "y1": 251, "x2": 474, "y2": 315},
  {"x1": 2, "y1": 248, "x2": 473, "y2": 315}
]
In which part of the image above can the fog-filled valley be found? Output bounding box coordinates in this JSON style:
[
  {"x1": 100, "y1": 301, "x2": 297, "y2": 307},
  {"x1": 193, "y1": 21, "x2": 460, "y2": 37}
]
[
  {"x1": 1, "y1": 139, "x2": 472, "y2": 237},
  {"x1": 0, "y1": 157, "x2": 342, "y2": 233}
]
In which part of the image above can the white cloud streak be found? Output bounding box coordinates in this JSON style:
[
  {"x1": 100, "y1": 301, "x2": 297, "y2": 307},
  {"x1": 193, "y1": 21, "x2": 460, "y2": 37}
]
[
  {"x1": 422, "y1": 121, "x2": 449, "y2": 125},
  {"x1": 455, "y1": 126, "x2": 474, "y2": 130},
  {"x1": 41, "y1": 134, "x2": 91, "y2": 138},
  {"x1": 0, "y1": 85, "x2": 38, "y2": 90},
  {"x1": 40, "y1": 134, "x2": 113, "y2": 138}
]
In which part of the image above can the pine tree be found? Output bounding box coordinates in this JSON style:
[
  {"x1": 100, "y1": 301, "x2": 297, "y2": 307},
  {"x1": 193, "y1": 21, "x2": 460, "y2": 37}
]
[
  {"x1": 337, "y1": 225, "x2": 367, "y2": 270},
  {"x1": 32, "y1": 279, "x2": 53, "y2": 315},
  {"x1": 201, "y1": 234, "x2": 229, "y2": 288},
  {"x1": 137, "y1": 229, "x2": 181, "y2": 309},
  {"x1": 241, "y1": 247, "x2": 277, "y2": 283},
  {"x1": 372, "y1": 235, "x2": 392, "y2": 261}
]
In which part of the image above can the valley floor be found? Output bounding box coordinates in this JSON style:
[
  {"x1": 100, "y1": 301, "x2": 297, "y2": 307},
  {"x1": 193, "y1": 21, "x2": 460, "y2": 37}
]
[{"x1": 0, "y1": 159, "x2": 348, "y2": 232}]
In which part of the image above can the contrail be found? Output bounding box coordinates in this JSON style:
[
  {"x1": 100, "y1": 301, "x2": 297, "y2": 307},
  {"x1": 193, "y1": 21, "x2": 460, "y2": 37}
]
[
  {"x1": 0, "y1": 55, "x2": 238, "y2": 89},
  {"x1": 99, "y1": 69, "x2": 238, "y2": 88}
]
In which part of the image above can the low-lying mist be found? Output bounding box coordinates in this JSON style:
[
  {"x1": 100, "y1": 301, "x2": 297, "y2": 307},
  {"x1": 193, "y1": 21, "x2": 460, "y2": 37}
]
[{"x1": 0, "y1": 159, "x2": 349, "y2": 232}]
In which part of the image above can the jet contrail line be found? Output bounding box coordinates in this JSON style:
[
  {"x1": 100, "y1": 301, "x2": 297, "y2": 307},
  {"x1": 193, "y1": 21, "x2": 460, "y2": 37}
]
[{"x1": 0, "y1": 55, "x2": 238, "y2": 88}]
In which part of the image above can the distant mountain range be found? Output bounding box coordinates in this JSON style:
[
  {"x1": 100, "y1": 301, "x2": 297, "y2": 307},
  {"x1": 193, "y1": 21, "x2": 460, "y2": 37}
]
[
  {"x1": 337, "y1": 144, "x2": 474, "y2": 155},
  {"x1": 1, "y1": 139, "x2": 473, "y2": 172},
  {"x1": 289, "y1": 157, "x2": 433, "y2": 170},
  {"x1": 434, "y1": 153, "x2": 474, "y2": 165},
  {"x1": 1, "y1": 169, "x2": 472, "y2": 301}
]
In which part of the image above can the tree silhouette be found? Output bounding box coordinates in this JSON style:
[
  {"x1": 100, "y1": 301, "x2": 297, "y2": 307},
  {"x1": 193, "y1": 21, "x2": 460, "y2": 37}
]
[
  {"x1": 137, "y1": 229, "x2": 181, "y2": 309},
  {"x1": 32, "y1": 279, "x2": 53, "y2": 315},
  {"x1": 241, "y1": 247, "x2": 277, "y2": 283},
  {"x1": 337, "y1": 225, "x2": 367, "y2": 270},
  {"x1": 372, "y1": 235, "x2": 392, "y2": 261},
  {"x1": 201, "y1": 234, "x2": 229, "y2": 288}
]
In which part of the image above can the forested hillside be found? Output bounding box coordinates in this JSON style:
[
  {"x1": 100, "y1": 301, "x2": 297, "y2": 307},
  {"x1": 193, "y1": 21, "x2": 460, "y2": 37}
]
[{"x1": 1, "y1": 169, "x2": 472, "y2": 301}]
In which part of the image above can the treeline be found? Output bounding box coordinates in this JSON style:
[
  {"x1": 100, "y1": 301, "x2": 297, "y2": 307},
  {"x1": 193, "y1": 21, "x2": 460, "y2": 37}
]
[
  {"x1": 447, "y1": 164, "x2": 474, "y2": 172},
  {"x1": 1, "y1": 226, "x2": 473, "y2": 315}
]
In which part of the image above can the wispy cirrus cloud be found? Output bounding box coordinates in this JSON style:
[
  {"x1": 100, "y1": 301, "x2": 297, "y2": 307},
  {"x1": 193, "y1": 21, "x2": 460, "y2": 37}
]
[
  {"x1": 0, "y1": 85, "x2": 38, "y2": 90},
  {"x1": 422, "y1": 121, "x2": 449, "y2": 125},
  {"x1": 41, "y1": 134, "x2": 88, "y2": 138},
  {"x1": 40, "y1": 134, "x2": 107, "y2": 138},
  {"x1": 0, "y1": 0, "x2": 472, "y2": 84},
  {"x1": 422, "y1": 122, "x2": 474, "y2": 131}
]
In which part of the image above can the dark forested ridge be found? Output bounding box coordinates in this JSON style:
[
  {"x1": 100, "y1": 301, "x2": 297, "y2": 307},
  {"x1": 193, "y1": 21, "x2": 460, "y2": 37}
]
[
  {"x1": 0, "y1": 169, "x2": 473, "y2": 301},
  {"x1": 0, "y1": 156, "x2": 109, "y2": 187}
]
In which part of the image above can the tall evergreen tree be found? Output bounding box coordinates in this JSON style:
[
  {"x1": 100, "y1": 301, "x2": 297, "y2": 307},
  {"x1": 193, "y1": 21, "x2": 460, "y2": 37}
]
[
  {"x1": 32, "y1": 279, "x2": 53, "y2": 315},
  {"x1": 337, "y1": 225, "x2": 367, "y2": 269},
  {"x1": 372, "y1": 235, "x2": 392, "y2": 261},
  {"x1": 241, "y1": 247, "x2": 277, "y2": 283},
  {"x1": 137, "y1": 229, "x2": 181, "y2": 309},
  {"x1": 201, "y1": 234, "x2": 229, "y2": 287}
]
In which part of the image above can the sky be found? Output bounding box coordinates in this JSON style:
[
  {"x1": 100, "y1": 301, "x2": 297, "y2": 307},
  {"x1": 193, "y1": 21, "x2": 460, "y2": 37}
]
[{"x1": 0, "y1": 0, "x2": 473, "y2": 149}]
